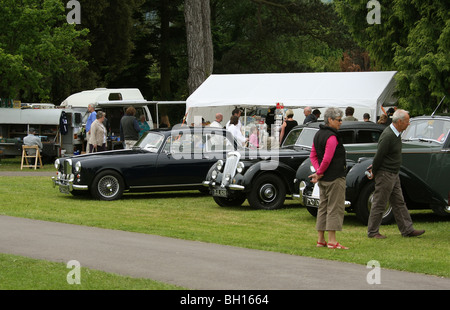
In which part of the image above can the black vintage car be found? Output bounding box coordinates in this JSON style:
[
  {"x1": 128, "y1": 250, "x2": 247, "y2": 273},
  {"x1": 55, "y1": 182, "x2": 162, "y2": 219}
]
[
  {"x1": 203, "y1": 121, "x2": 385, "y2": 210},
  {"x1": 295, "y1": 115, "x2": 450, "y2": 224},
  {"x1": 52, "y1": 126, "x2": 240, "y2": 200}
]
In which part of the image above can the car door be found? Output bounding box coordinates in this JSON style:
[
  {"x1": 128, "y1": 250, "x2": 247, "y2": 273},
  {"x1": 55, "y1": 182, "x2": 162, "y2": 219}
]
[
  {"x1": 426, "y1": 122, "x2": 450, "y2": 203},
  {"x1": 153, "y1": 131, "x2": 205, "y2": 186},
  {"x1": 120, "y1": 134, "x2": 163, "y2": 187}
]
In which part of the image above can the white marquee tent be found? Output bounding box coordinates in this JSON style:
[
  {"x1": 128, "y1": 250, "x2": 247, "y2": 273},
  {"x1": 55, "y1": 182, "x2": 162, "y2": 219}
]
[{"x1": 185, "y1": 71, "x2": 397, "y2": 124}]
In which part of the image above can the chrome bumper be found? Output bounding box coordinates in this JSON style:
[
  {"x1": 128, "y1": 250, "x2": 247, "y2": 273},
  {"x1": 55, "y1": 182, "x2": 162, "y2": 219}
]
[
  {"x1": 202, "y1": 180, "x2": 245, "y2": 191},
  {"x1": 293, "y1": 181, "x2": 350, "y2": 208},
  {"x1": 52, "y1": 174, "x2": 88, "y2": 194}
]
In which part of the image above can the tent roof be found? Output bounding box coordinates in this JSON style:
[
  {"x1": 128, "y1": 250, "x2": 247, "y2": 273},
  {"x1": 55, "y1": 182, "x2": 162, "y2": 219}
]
[
  {"x1": 0, "y1": 109, "x2": 62, "y2": 125},
  {"x1": 186, "y1": 72, "x2": 397, "y2": 112}
]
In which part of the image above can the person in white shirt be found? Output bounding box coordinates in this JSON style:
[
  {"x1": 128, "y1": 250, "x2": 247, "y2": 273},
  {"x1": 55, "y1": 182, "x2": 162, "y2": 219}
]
[
  {"x1": 225, "y1": 108, "x2": 242, "y2": 131},
  {"x1": 227, "y1": 115, "x2": 247, "y2": 146},
  {"x1": 88, "y1": 111, "x2": 107, "y2": 152},
  {"x1": 209, "y1": 113, "x2": 223, "y2": 128}
]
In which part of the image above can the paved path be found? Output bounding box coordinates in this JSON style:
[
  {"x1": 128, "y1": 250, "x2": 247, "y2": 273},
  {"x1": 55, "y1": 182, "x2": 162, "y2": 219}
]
[{"x1": 0, "y1": 215, "x2": 448, "y2": 290}]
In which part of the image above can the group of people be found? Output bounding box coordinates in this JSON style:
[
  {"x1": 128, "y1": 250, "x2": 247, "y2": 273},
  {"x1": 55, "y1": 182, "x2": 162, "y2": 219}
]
[
  {"x1": 308, "y1": 107, "x2": 425, "y2": 249},
  {"x1": 85, "y1": 105, "x2": 150, "y2": 153},
  {"x1": 85, "y1": 104, "x2": 106, "y2": 153},
  {"x1": 210, "y1": 107, "x2": 302, "y2": 148},
  {"x1": 303, "y1": 106, "x2": 321, "y2": 124},
  {"x1": 209, "y1": 109, "x2": 251, "y2": 148}
]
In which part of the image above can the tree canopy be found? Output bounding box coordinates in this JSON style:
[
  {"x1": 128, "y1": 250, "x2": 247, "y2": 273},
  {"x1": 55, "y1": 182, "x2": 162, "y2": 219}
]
[
  {"x1": 1, "y1": 0, "x2": 446, "y2": 115},
  {"x1": 0, "y1": 0, "x2": 89, "y2": 102},
  {"x1": 335, "y1": 0, "x2": 449, "y2": 114}
]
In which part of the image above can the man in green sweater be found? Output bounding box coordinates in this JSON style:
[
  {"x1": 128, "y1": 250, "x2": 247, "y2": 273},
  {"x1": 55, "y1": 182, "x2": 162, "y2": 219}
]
[{"x1": 367, "y1": 109, "x2": 425, "y2": 238}]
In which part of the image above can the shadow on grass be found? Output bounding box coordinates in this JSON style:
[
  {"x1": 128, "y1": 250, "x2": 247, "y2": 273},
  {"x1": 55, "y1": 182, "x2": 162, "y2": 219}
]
[
  {"x1": 409, "y1": 211, "x2": 450, "y2": 223},
  {"x1": 64, "y1": 190, "x2": 208, "y2": 201}
]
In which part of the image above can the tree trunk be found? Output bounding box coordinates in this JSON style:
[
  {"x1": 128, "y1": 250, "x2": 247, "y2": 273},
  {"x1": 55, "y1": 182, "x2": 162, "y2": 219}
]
[
  {"x1": 184, "y1": 0, "x2": 213, "y2": 95},
  {"x1": 160, "y1": 0, "x2": 171, "y2": 100}
]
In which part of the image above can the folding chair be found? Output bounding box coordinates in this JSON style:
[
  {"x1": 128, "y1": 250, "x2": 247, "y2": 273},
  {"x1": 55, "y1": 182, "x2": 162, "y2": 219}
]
[{"x1": 21, "y1": 145, "x2": 43, "y2": 170}]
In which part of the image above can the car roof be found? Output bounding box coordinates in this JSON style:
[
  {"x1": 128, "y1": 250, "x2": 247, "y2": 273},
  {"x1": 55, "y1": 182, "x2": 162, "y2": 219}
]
[
  {"x1": 411, "y1": 115, "x2": 450, "y2": 121},
  {"x1": 149, "y1": 126, "x2": 229, "y2": 136},
  {"x1": 291, "y1": 121, "x2": 386, "y2": 131}
]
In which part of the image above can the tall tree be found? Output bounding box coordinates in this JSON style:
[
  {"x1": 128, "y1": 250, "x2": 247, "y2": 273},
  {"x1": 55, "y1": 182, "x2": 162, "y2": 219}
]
[
  {"x1": 80, "y1": 0, "x2": 144, "y2": 86},
  {"x1": 184, "y1": 0, "x2": 213, "y2": 94},
  {"x1": 211, "y1": 0, "x2": 356, "y2": 74},
  {"x1": 334, "y1": 0, "x2": 450, "y2": 114}
]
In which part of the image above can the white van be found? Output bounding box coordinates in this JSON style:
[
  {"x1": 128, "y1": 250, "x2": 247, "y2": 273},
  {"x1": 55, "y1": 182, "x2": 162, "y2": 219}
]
[{"x1": 60, "y1": 88, "x2": 155, "y2": 152}]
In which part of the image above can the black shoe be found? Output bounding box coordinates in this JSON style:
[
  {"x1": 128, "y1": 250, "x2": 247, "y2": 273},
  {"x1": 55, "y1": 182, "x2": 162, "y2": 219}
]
[
  {"x1": 369, "y1": 233, "x2": 387, "y2": 239},
  {"x1": 405, "y1": 230, "x2": 425, "y2": 237}
]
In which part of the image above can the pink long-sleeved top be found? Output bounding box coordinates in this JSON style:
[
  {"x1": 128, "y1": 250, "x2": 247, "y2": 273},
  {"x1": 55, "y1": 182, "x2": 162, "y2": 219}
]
[{"x1": 310, "y1": 135, "x2": 339, "y2": 176}]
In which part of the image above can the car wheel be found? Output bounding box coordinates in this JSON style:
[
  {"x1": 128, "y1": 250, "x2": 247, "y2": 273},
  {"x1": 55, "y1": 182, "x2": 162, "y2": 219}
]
[
  {"x1": 247, "y1": 174, "x2": 286, "y2": 210},
  {"x1": 356, "y1": 181, "x2": 394, "y2": 225},
  {"x1": 91, "y1": 170, "x2": 125, "y2": 201},
  {"x1": 213, "y1": 195, "x2": 246, "y2": 207}
]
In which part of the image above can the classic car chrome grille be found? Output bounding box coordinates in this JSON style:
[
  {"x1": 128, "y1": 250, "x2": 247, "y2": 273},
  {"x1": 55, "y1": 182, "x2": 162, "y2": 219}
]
[
  {"x1": 63, "y1": 159, "x2": 72, "y2": 174},
  {"x1": 221, "y1": 151, "x2": 240, "y2": 187}
]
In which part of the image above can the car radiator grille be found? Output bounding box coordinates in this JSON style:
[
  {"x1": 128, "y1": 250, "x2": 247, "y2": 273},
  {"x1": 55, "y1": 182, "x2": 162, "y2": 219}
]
[
  {"x1": 63, "y1": 159, "x2": 72, "y2": 175},
  {"x1": 221, "y1": 152, "x2": 240, "y2": 187}
]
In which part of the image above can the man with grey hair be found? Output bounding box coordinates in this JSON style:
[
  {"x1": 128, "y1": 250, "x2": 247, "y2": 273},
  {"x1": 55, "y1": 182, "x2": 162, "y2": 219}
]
[
  {"x1": 366, "y1": 109, "x2": 425, "y2": 238},
  {"x1": 303, "y1": 106, "x2": 317, "y2": 124}
]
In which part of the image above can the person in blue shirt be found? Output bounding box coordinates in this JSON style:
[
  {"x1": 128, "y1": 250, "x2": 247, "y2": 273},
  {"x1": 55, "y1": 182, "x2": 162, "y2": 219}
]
[
  {"x1": 138, "y1": 114, "x2": 150, "y2": 138},
  {"x1": 85, "y1": 104, "x2": 97, "y2": 153}
]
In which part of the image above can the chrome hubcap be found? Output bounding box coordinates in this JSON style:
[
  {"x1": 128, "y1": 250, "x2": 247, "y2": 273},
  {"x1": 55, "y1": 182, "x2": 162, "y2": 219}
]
[
  {"x1": 368, "y1": 192, "x2": 392, "y2": 218},
  {"x1": 259, "y1": 183, "x2": 277, "y2": 203},
  {"x1": 98, "y1": 176, "x2": 119, "y2": 198}
]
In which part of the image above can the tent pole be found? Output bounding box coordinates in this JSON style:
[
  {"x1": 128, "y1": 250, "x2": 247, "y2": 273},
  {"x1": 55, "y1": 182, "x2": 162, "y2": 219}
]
[
  {"x1": 156, "y1": 104, "x2": 159, "y2": 128},
  {"x1": 244, "y1": 108, "x2": 247, "y2": 127}
]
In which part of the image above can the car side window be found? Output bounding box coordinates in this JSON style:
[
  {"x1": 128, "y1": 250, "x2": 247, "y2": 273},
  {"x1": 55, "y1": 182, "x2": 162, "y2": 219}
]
[
  {"x1": 356, "y1": 130, "x2": 381, "y2": 143},
  {"x1": 340, "y1": 131, "x2": 354, "y2": 144},
  {"x1": 165, "y1": 133, "x2": 193, "y2": 154},
  {"x1": 205, "y1": 133, "x2": 234, "y2": 152},
  {"x1": 193, "y1": 133, "x2": 205, "y2": 153}
]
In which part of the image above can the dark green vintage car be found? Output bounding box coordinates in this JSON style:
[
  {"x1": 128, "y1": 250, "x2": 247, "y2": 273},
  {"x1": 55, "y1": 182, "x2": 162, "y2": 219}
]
[{"x1": 294, "y1": 115, "x2": 450, "y2": 224}]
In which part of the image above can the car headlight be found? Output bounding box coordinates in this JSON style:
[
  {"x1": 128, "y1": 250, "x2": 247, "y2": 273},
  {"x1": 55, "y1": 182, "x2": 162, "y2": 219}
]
[
  {"x1": 54, "y1": 159, "x2": 60, "y2": 170},
  {"x1": 75, "y1": 161, "x2": 82, "y2": 173},
  {"x1": 299, "y1": 181, "x2": 306, "y2": 192},
  {"x1": 310, "y1": 164, "x2": 316, "y2": 173},
  {"x1": 236, "y1": 162, "x2": 245, "y2": 174},
  {"x1": 216, "y1": 160, "x2": 224, "y2": 172},
  {"x1": 211, "y1": 170, "x2": 218, "y2": 180}
]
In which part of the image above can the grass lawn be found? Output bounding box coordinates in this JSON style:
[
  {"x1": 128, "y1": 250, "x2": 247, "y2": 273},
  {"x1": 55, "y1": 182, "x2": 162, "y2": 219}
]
[
  {"x1": 0, "y1": 253, "x2": 185, "y2": 290},
  {"x1": 0, "y1": 156, "x2": 55, "y2": 172},
  {"x1": 0, "y1": 173, "x2": 449, "y2": 283}
]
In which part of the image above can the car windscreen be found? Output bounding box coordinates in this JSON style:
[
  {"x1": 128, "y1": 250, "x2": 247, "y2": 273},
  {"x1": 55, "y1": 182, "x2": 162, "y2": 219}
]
[
  {"x1": 294, "y1": 128, "x2": 317, "y2": 148},
  {"x1": 282, "y1": 128, "x2": 302, "y2": 147},
  {"x1": 135, "y1": 132, "x2": 165, "y2": 152},
  {"x1": 402, "y1": 119, "x2": 450, "y2": 144}
]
